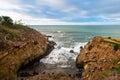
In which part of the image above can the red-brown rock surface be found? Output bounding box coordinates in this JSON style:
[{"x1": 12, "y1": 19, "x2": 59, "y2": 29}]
[
  {"x1": 76, "y1": 36, "x2": 120, "y2": 80},
  {"x1": 0, "y1": 25, "x2": 54, "y2": 80}
]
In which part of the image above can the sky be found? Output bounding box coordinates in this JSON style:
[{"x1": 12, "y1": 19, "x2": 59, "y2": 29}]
[{"x1": 0, "y1": 0, "x2": 120, "y2": 25}]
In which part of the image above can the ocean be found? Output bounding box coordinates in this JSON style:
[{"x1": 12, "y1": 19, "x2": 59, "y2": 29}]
[{"x1": 29, "y1": 25, "x2": 120, "y2": 68}]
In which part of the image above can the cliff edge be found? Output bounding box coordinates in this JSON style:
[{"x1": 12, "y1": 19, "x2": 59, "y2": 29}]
[
  {"x1": 0, "y1": 25, "x2": 54, "y2": 80},
  {"x1": 76, "y1": 36, "x2": 120, "y2": 80}
]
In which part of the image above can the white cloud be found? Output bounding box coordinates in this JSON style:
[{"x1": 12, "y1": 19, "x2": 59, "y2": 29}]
[
  {"x1": 22, "y1": 17, "x2": 120, "y2": 25},
  {"x1": 36, "y1": 0, "x2": 67, "y2": 9},
  {"x1": 62, "y1": 7, "x2": 78, "y2": 13},
  {"x1": 0, "y1": 0, "x2": 21, "y2": 10},
  {"x1": 0, "y1": 9, "x2": 33, "y2": 20},
  {"x1": 22, "y1": 18, "x2": 67, "y2": 25},
  {"x1": 103, "y1": 13, "x2": 120, "y2": 18},
  {"x1": 36, "y1": 0, "x2": 82, "y2": 14},
  {"x1": 0, "y1": 0, "x2": 35, "y2": 21},
  {"x1": 0, "y1": 0, "x2": 120, "y2": 25}
]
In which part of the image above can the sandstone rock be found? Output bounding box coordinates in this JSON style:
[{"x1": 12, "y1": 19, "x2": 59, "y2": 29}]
[
  {"x1": 0, "y1": 25, "x2": 54, "y2": 80},
  {"x1": 76, "y1": 36, "x2": 120, "y2": 80},
  {"x1": 117, "y1": 61, "x2": 120, "y2": 65}
]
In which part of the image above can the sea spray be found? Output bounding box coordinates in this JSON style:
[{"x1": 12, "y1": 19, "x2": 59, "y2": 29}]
[{"x1": 40, "y1": 35, "x2": 87, "y2": 68}]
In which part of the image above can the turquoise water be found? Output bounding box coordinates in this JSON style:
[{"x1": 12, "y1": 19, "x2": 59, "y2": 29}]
[
  {"x1": 30, "y1": 25, "x2": 120, "y2": 43},
  {"x1": 29, "y1": 25, "x2": 120, "y2": 67}
]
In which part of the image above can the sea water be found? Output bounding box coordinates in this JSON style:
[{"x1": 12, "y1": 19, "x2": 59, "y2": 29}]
[{"x1": 29, "y1": 25, "x2": 120, "y2": 68}]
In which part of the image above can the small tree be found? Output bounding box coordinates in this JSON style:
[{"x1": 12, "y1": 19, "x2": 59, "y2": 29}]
[{"x1": 0, "y1": 16, "x2": 13, "y2": 26}]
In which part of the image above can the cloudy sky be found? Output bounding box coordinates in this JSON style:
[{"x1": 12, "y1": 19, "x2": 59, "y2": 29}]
[{"x1": 0, "y1": 0, "x2": 120, "y2": 25}]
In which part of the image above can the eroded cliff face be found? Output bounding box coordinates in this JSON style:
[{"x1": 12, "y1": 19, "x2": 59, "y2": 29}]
[
  {"x1": 76, "y1": 36, "x2": 120, "y2": 80},
  {"x1": 0, "y1": 25, "x2": 54, "y2": 80}
]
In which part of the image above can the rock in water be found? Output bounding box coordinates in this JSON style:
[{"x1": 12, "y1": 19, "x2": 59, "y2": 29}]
[{"x1": 70, "y1": 50, "x2": 74, "y2": 53}]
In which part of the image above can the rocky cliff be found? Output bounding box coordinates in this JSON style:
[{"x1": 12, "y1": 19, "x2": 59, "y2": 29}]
[
  {"x1": 0, "y1": 25, "x2": 54, "y2": 80},
  {"x1": 76, "y1": 36, "x2": 120, "y2": 80}
]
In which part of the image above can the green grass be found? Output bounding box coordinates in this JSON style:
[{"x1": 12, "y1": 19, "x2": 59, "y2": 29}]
[
  {"x1": 12, "y1": 24, "x2": 27, "y2": 29},
  {"x1": 101, "y1": 39, "x2": 120, "y2": 47},
  {"x1": 101, "y1": 38, "x2": 120, "y2": 50},
  {"x1": 114, "y1": 65, "x2": 120, "y2": 74},
  {"x1": 0, "y1": 25, "x2": 19, "y2": 38}
]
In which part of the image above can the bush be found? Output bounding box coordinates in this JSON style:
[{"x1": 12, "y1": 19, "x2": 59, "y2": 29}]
[{"x1": 0, "y1": 16, "x2": 13, "y2": 27}]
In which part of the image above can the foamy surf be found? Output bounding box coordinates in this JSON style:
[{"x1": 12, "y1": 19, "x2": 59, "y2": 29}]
[{"x1": 40, "y1": 35, "x2": 87, "y2": 68}]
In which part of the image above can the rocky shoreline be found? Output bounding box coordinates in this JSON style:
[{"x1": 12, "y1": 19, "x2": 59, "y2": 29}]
[{"x1": 0, "y1": 25, "x2": 55, "y2": 80}]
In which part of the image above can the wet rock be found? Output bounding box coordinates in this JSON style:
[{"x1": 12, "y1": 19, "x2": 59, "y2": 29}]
[
  {"x1": 47, "y1": 35, "x2": 52, "y2": 38},
  {"x1": 49, "y1": 41, "x2": 56, "y2": 46},
  {"x1": 70, "y1": 50, "x2": 74, "y2": 53},
  {"x1": 80, "y1": 46, "x2": 83, "y2": 50}
]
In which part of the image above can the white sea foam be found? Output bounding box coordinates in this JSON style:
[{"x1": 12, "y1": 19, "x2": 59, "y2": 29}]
[
  {"x1": 57, "y1": 31, "x2": 62, "y2": 33},
  {"x1": 40, "y1": 32, "x2": 87, "y2": 68},
  {"x1": 40, "y1": 41, "x2": 87, "y2": 67}
]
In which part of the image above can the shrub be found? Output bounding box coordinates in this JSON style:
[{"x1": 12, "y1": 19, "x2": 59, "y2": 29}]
[{"x1": 0, "y1": 16, "x2": 13, "y2": 27}]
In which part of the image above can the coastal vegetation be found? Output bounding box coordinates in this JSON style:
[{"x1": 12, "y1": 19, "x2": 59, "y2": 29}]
[
  {"x1": 101, "y1": 38, "x2": 120, "y2": 51},
  {"x1": 0, "y1": 16, "x2": 13, "y2": 27},
  {"x1": 0, "y1": 16, "x2": 26, "y2": 29}
]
